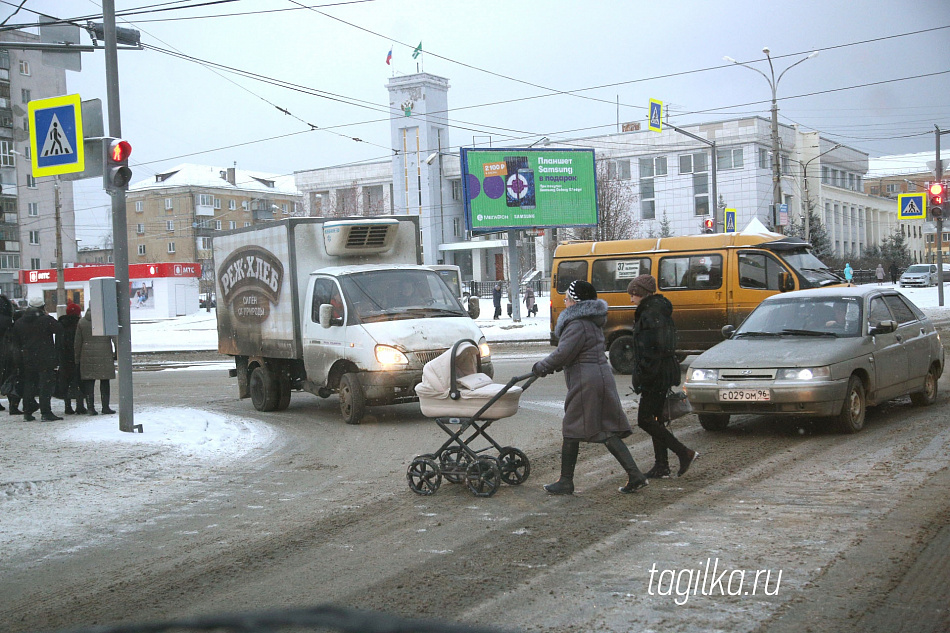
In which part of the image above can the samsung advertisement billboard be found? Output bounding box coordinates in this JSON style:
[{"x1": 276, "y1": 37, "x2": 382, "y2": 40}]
[{"x1": 460, "y1": 148, "x2": 598, "y2": 233}]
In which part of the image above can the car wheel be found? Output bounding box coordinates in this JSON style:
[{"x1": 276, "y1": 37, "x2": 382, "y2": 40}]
[
  {"x1": 910, "y1": 364, "x2": 939, "y2": 406},
  {"x1": 835, "y1": 375, "x2": 866, "y2": 433},
  {"x1": 276, "y1": 376, "x2": 292, "y2": 411},
  {"x1": 699, "y1": 413, "x2": 730, "y2": 431},
  {"x1": 339, "y1": 373, "x2": 366, "y2": 425},
  {"x1": 249, "y1": 365, "x2": 280, "y2": 412},
  {"x1": 608, "y1": 335, "x2": 636, "y2": 374}
]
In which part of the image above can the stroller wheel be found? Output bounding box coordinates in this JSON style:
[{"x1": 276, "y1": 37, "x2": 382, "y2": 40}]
[
  {"x1": 466, "y1": 457, "x2": 501, "y2": 497},
  {"x1": 440, "y1": 447, "x2": 473, "y2": 484},
  {"x1": 498, "y1": 447, "x2": 531, "y2": 485},
  {"x1": 407, "y1": 457, "x2": 442, "y2": 496}
]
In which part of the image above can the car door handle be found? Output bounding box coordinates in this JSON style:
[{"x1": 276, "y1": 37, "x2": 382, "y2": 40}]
[{"x1": 895, "y1": 334, "x2": 903, "y2": 342}]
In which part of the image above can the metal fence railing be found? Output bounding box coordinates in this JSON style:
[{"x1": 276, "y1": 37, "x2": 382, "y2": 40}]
[{"x1": 468, "y1": 279, "x2": 550, "y2": 298}]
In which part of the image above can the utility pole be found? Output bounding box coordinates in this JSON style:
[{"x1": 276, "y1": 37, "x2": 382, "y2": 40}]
[
  {"x1": 936, "y1": 125, "x2": 946, "y2": 307},
  {"x1": 54, "y1": 177, "x2": 65, "y2": 315},
  {"x1": 102, "y1": 0, "x2": 138, "y2": 433}
]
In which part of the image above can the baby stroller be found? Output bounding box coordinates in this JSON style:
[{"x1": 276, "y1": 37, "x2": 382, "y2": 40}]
[{"x1": 407, "y1": 339, "x2": 537, "y2": 497}]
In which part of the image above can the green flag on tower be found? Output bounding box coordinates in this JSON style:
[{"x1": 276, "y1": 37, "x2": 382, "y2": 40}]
[{"x1": 412, "y1": 42, "x2": 422, "y2": 59}]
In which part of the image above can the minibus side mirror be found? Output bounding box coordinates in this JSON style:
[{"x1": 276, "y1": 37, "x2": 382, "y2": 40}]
[{"x1": 778, "y1": 271, "x2": 795, "y2": 292}]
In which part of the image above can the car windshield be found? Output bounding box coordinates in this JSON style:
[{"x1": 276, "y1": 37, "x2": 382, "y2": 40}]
[
  {"x1": 779, "y1": 248, "x2": 843, "y2": 287},
  {"x1": 736, "y1": 296, "x2": 862, "y2": 338},
  {"x1": 340, "y1": 269, "x2": 467, "y2": 323},
  {"x1": 906, "y1": 265, "x2": 931, "y2": 273}
]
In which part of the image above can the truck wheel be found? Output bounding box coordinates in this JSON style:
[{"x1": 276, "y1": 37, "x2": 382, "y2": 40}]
[
  {"x1": 340, "y1": 373, "x2": 366, "y2": 425},
  {"x1": 276, "y1": 376, "x2": 292, "y2": 411},
  {"x1": 608, "y1": 335, "x2": 636, "y2": 374},
  {"x1": 249, "y1": 366, "x2": 280, "y2": 411},
  {"x1": 835, "y1": 375, "x2": 866, "y2": 433}
]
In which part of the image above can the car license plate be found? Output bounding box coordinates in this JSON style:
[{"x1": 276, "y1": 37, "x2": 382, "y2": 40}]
[{"x1": 719, "y1": 388, "x2": 771, "y2": 402}]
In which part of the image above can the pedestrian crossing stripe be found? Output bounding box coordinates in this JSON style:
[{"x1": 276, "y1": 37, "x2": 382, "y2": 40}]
[
  {"x1": 898, "y1": 193, "x2": 926, "y2": 220},
  {"x1": 27, "y1": 93, "x2": 85, "y2": 178}
]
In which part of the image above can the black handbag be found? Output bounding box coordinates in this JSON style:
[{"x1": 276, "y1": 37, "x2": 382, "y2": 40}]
[
  {"x1": 661, "y1": 389, "x2": 692, "y2": 424},
  {"x1": 1, "y1": 373, "x2": 19, "y2": 398}
]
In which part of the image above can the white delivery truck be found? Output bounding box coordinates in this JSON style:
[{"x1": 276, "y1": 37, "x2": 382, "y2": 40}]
[{"x1": 214, "y1": 216, "x2": 493, "y2": 424}]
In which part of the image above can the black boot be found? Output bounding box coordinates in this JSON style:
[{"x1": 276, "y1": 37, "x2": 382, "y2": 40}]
[
  {"x1": 544, "y1": 439, "x2": 579, "y2": 495},
  {"x1": 606, "y1": 436, "x2": 649, "y2": 494}
]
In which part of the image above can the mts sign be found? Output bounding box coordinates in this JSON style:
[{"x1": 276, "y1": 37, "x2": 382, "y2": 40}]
[{"x1": 29, "y1": 270, "x2": 54, "y2": 282}]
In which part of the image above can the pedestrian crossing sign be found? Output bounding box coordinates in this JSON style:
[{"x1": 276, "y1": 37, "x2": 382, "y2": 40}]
[
  {"x1": 898, "y1": 193, "x2": 926, "y2": 220},
  {"x1": 28, "y1": 93, "x2": 84, "y2": 177},
  {"x1": 649, "y1": 99, "x2": 663, "y2": 133},
  {"x1": 724, "y1": 208, "x2": 737, "y2": 233}
]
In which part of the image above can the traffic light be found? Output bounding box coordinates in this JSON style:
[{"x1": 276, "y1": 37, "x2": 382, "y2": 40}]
[
  {"x1": 102, "y1": 137, "x2": 132, "y2": 193},
  {"x1": 702, "y1": 218, "x2": 715, "y2": 234},
  {"x1": 930, "y1": 182, "x2": 946, "y2": 219}
]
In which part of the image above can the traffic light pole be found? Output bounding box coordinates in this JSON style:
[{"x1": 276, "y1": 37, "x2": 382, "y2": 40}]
[
  {"x1": 661, "y1": 121, "x2": 719, "y2": 233},
  {"x1": 103, "y1": 0, "x2": 138, "y2": 433},
  {"x1": 937, "y1": 126, "x2": 945, "y2": 307}
]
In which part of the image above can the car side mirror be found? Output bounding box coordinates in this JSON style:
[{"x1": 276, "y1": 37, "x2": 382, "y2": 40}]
[
  {"x1": 778, "y1": 271, "x2": 795, "y2": 292},
  {"x1": 721, "y1": 324, "x2": 735, "y2": 339},
  {"x1": 319, "y1": 303, "x2": 334, "y2": 329},
  {"x1": 869, "y1": 319, "x2": 897, "y2": 335}
]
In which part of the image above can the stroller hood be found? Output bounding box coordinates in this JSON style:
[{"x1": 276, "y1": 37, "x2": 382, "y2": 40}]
[{"x1": 416, "y1": 342, "x2": 483, "y2": 398}]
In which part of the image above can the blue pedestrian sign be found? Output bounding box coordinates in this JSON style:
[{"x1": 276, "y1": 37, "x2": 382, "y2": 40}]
[
  {"x1": 724, "y1": 208, "x2": 736, "y2": 233},
  {"x1": 648, "y1": 98, "x2": 662, "y2": 133},
  {"x1": 898, "y1": 193, "x2": 926, "y2": 220},
  {"x1": 28, "y1": 94, "x2": 84, "y2": 177}
]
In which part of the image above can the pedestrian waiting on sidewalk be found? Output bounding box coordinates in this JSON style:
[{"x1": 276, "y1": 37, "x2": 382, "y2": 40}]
[{"x1": 75, "y1": 307, "x2": 116, "y2": 415}]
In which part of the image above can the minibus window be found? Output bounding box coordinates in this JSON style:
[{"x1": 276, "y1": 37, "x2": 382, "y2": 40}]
[
  {"x1": 658, "y1": 254, "x2": 722, "y2": 291},
  {"x1": 556, "y1": 260, "x2": 588, "y2": 293},
  {"x1": 738, "y1": 252, "x2": 789, "y2": 290},
  {"x1": 591, "y1": 258, "x2": 652, "y2": 293}
]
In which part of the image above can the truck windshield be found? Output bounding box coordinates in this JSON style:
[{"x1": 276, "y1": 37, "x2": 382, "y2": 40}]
[
  {"x1": 341, "y1": 270, "x2": 467, "y2": 322},
  {"x1": 778, "y1": 248, "x2": 843, "y2": 287}
]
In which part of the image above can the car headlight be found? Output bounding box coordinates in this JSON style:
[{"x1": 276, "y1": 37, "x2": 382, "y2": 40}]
[
  {"x1": 375, "y1": 344, "x2": 409, "y2": 366},
  {"x1": 478, "y1": 336, "x2": 491, "y2": 359},
  {"x1": 777, "y1": 367, "x2": 831, "y2": 380},
  {"x1": 687, "y1": 368, "x2": 718, "y2": 382}
]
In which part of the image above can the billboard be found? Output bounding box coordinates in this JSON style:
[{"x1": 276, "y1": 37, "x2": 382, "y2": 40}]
[{"x1": 461, "y1": 148, "x2": 597, "y2": 232}]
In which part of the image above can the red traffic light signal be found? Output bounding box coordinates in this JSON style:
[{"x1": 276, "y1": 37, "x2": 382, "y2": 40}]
[
  {"x1": 929, "y1": 181, "x2": 946, "y2": 206},
  {"x1": 102, "y1": 137, "x2": 132, "y2": 192},
  {"x1": 702, "y1": 218, "x2": 715, "y2": 234}
]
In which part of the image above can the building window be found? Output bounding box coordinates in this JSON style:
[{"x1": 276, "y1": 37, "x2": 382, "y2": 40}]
[
  {"x1": 166, "y1": 220, "x2": 174, "y2": 232},
  {"x1": 28, "y1": 202, "x2": 38, "y2": 216},
  {"x1": 213, "y1": 197, "x2": 221, "y2": 209},
  {"x1": 29, "y1": 230, "x2": 39, "y2": 245},
  {"x1": 0, "y1": 254, "x2": 19, "y2": 269},
  {"x1": 244, "y1": 221, "x2": 251, "y2": 227},
  {"x1": 716, "y1": 148, "x2": 743, "y2": 170},
  {"x1": 281, "y1": 203, "x2": 288, "y2": 214},
  {"x1": 197, "y1": 236, "x2": 212, "y2": 250},
  {"x1": 167, "y1": 242, "x2": 176, "y2": 254},
  {"x1": 679, "y1": 152, "x2": 707, "y2": 174},
  {"x1": 214, "y1": 220, "x2": 222, "y2": 230},
  {"x1": 229, "y1": 221, "x2": 236, "y2": 230},
  {"x1": 21, "y1": 88, "x2": 31, "y2": 104},
  {"x1": 453, "y1": 217, "x2": 461, "y2": 237},
  {"x1": 608, "y1": 159, "x2": 631, "y2": 180},
  {"x1": 31, "y1": 257, "x2": 40, "y2": 269},
  {"x1": 228, "y1": 199, "x2": 236, "y2": 210},
  {"x1": 18, "y1": 60, "x2": 30, "y2": 76},
  {"x1": 137, "y1": 245, "x2": 146, "y2": 256},
  {"x1": 26, "y1": 174, "x2": 36, "y2": 188},
  {"x1": 135, "y1": 200, "x2": 143, "y2": 212},
  {"x1": 693, "y1": 173, "x2": 709, "y2": 216},
  {"x1": 452, "y1": 179, "x2": 462, "y2": 201},
  {"x1": 0, "y1": 140, "x2": 14, "y2": 167},
  {"x1": 136, "y1": 223, "x2": 145, "y2": 234},
  {"x1": 165, "y1": 198, "x2": 173, "y2": 210},
  {"x1": 639, "y1": 157, "x2": 656, "y2": 220},
  {"x1": 885, "y1": 183, "x2": 899, "y2": 194},
  {"x1": 197, "y1": 193, "x2": 213, "y2": 207},
  {"x1": 654, "y1": 156, "x2": 668, "y2": 176}
]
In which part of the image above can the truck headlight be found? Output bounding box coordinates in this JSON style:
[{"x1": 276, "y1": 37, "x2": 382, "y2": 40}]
[
  {"x1": 687, "y1": 368, "x2": 718, "y2": 383},
  {"x1": 777, "y1": 367, "x2": 831, "y2": 380},
  {"x1": 478, "y1": 336, "x2": 491, "y2": 359},
  {"x1": 375, "y1": 344, "x2": 409, "y2": 366}
]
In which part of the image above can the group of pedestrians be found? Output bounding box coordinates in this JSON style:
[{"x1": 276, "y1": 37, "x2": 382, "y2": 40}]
[
  {"x1": 0, "y1": 296, "x2": 116, "y2": 421},
  {"x1": 491, "y1": 283, "x2": 539, "y2": 320},
  {"x1": 532, "y1": 275, "x2": 698, "y2": 496}
]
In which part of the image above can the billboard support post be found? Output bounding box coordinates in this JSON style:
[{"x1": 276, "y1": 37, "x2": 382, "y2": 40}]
[{"x1": 507, "y1": 230, "x2": 522, "y2": 323}]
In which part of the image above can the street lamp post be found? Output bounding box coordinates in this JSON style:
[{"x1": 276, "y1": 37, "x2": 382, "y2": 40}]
[
  {"x1": 724, "y1": 48, "x2": 819, "y2": 232},
  {"x1": 801, "y1": 143, "x2": 841, "y2": 242}
]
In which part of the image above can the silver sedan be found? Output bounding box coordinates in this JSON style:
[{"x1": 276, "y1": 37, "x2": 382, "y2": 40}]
[{"x1": 684, "y1": 286, "x2": 943, "y2": 433}]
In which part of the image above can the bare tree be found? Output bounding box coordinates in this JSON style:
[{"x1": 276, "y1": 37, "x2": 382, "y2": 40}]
[{"x1": 566, "y1": 162, "x2": 640, "y2": 241}]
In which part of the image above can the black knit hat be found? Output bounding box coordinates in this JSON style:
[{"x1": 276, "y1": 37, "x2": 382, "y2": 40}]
[{"x1": 567, "y1": 280, "x2": 597, "y2": 302}]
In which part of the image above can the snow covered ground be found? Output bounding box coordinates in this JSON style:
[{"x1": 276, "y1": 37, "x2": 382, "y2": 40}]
[{"x1": 5, "y1": 282, "x2": 950, "y2": 561}]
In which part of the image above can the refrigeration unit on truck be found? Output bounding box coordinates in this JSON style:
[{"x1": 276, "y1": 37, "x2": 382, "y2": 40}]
[{"x1": 213, "y1": 216, "x2": 493, "y2": 424}]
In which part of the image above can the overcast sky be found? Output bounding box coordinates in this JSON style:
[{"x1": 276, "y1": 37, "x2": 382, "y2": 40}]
[{"x1": 6, "y1": 0, "x2": 950, "y2": 246}]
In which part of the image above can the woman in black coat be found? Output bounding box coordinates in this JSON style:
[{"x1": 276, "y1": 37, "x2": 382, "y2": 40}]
[
  {"x1": 57, "y1": 302, "x2": 86, "y2": 414},
  {"x1": 532, "y1": 280, "x2": 648, "y2": 495},
  {"x1": 627, "y1": 275, "x2": 698, "y2": 479}
]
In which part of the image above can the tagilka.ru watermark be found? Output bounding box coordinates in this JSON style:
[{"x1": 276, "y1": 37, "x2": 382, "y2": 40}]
[{"x1": 647, "y1": 558, "x2": 783, "y2": 606}]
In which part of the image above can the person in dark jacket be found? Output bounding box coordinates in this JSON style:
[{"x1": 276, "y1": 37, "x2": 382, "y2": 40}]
[
  {"x1": 492, "y1": 284, "x2": 503, "y2": 320},
  {"x1": 13, "y1": 295, "x2": 64, "y2": 421},
  {"x1": 0, "y1": 295, "x2": 13, "y2": 412},
  {"x1": 889, "y1": 262, "x2": 899, "y2": 284},
  {"x1": 628, "y1": 275, "x2": 698, "y2": 479},
  {"x1": 57, "y1": 302, "x2": 86, "y2": 414},
  {"x1": 75, "y1": 307, "x2": 116, "y2": 415},
  {"x1": 1, "y1": 305, "x2": 26, "y2": 415},
  {"x1": 532, "y1": 280, "x2": 648, "y2": 495}
]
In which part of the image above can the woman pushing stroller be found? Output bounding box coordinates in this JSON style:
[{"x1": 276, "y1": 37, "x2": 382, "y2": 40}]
[{"x1": 531, "y1": 280, "x2": 648, "y2": 495}]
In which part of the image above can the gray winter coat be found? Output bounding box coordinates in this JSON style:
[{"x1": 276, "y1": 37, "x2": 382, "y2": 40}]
[
  {"x1": 75, "y1": 311, "x2": 116, "y2": 380},
  {"x1": 533, "y1": 299, "x2": 632, "y2": 442}
]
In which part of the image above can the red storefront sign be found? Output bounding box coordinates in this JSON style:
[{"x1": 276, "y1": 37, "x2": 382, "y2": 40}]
[{"x1": 19, "y1": 262, "x2": 202, "y2": 284}]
